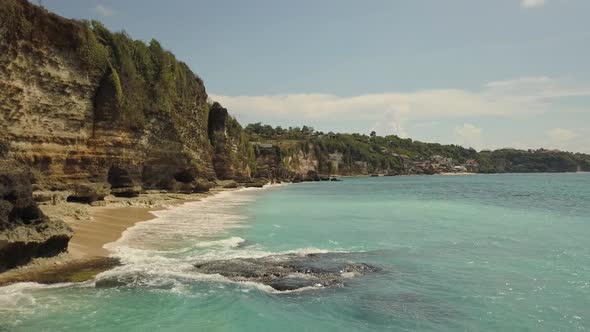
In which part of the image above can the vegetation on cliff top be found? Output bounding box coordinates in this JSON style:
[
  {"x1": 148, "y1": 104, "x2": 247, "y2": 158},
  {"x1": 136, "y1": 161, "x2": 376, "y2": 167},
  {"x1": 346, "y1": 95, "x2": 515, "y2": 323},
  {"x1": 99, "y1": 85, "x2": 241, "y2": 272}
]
[
  {"x1": 477, "y1": 149, "x2": 590, "y2": 173},
  {"x1": 245, "y1": 123, "x2": 590, "y2": 174},
  {"x1": 0, "y1": 0, "x2": 205, "y2": 131},
  {"x1": 246, "y1": 123, "x2": 477, "y2": 174},
  {"x1": 207, "y1": 102, "x2": 257, "y2": 178},
  {"x1": 83, "y1": 21, "x2": 205, "y2": 130}
]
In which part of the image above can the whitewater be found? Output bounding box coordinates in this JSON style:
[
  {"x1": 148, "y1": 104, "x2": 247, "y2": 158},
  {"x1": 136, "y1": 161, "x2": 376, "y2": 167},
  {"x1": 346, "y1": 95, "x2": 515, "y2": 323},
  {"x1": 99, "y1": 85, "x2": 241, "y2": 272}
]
[{"x1": 1, "y1": 174, "x2": 589, "y2": 331}]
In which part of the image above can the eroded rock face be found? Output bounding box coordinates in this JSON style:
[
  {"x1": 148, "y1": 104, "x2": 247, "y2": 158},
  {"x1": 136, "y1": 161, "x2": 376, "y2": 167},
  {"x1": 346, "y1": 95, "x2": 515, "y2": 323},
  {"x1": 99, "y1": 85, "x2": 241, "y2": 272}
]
[
  {"x1": 208, "y1": 102, "x2": 252, "y2": 181},
  {"x1": 0, "y1": 36, "x2": 215, "y2": 196},
  {"x1": 193, "y1": 252, "x2": 380, "y2": 291},
  {"x1": 0, "y1": 161, "x2": 72, "y2": 272},
  {"x1": 0, "y1": 0, "x2": 224, "y2": 200},
  {"x1": 107, "y1": 165, "x2": 140, "y2": 197}
]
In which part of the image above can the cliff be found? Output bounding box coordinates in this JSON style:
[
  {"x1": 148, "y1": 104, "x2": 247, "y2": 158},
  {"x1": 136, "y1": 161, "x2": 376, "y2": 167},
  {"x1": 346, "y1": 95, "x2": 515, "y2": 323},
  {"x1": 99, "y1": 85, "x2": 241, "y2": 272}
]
[
  {"x1": 0, "y1": 160, "x2": 72, "y2": 272},
  {"x1": 245, "y1": 124, "x2": 590, "y2": 176},
  {"x1": 2, "y1": 0, "x2": 589, "y2": 272},
  {"x1": 0, "y1": 0, "x2": 260, "y2": 269},
  {"x1": 207, "y1": 102, "x2": 254, "y2": 181},
  {"x1": 476, "y1": 149, "x2": 590, "y2": 173},
  {"x1": 0, "y1": 0, "x2": 254, "y2": 201}
]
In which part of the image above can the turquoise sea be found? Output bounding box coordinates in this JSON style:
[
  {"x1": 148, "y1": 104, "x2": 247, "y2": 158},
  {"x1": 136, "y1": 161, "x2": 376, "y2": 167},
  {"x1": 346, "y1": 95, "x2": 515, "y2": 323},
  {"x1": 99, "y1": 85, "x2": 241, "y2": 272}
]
[{"x1": 1, "y1": 174, "x2": 589, "y2": 331}]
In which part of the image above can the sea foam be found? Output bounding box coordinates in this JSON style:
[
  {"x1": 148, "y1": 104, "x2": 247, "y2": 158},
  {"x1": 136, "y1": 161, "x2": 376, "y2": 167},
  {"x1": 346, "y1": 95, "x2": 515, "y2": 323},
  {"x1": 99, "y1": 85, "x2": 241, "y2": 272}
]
[{"x1": 97, "y1": 184, "x2": 336, "y2": 293}]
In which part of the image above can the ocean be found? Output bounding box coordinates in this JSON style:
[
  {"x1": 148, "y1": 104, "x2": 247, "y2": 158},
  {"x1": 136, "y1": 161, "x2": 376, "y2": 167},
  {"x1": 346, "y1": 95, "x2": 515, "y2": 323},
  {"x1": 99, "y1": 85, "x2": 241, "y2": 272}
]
[{"x1": 1, "y1": 174, "x2": 589, "y2": 331}]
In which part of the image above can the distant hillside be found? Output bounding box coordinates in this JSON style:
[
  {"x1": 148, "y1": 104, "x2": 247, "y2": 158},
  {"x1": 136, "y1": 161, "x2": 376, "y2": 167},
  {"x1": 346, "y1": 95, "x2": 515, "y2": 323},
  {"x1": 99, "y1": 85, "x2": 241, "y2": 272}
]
[{"x1": 244, "y1": 123, "x2": 590, "y2": 176}]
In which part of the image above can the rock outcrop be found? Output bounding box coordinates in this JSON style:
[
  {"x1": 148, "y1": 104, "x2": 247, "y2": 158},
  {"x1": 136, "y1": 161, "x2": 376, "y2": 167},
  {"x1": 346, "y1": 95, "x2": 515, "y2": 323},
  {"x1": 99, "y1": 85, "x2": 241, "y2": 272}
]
[
  {"x1": 94, "y1": 252, "x2": 380, "y2": 291},
  {"x1": 0, "y1": 0, "x2": 262, "y2": 269},
  {"x1": 207, "y1": 102, "x2": 252, "y2": 181},
  {"x1": 0, "y1": 160, "x2": 72, "y2": 272},
  {"x1": 192, "y1": 252, "x2": 380, "y2": 291},
  {"x1": 0, "y1": 0, "x2": 251, "y2": 206},
  {"x1": 0, "y1": 0, "x2": 349, "y2": 271}
]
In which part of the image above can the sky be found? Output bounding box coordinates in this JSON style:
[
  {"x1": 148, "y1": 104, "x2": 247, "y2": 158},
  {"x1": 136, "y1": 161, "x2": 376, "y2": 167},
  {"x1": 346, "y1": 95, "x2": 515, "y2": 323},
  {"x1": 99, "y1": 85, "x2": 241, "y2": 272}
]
[{"x1": 43, "y1": 0, "x2": 590, "y2": 152}]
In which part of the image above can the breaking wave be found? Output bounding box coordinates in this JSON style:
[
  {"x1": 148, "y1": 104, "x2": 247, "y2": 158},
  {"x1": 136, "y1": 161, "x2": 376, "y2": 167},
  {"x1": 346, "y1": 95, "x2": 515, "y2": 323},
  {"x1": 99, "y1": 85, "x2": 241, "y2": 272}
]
[{"x1": 98, "y1": 184, "x2": 343, "y2": 293}]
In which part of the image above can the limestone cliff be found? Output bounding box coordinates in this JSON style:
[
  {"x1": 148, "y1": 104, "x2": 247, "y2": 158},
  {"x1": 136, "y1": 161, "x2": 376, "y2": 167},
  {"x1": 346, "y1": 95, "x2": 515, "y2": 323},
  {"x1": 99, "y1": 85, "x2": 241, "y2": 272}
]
[
  {"x1": 0, "y1": 160, "x2": 72, "y2": 272},
  {"x1": 0, "y1": 0, "x2": 252, "y2": 203},
  {"x1": 0, "y1": 0, "x2": 263, "y2": 269},
  {"x1": 252, "y1": 141, "x2": 395, "y2": 179},
  {"x1": 208, "y1": 102, "x2": 253, "y2": 181}
]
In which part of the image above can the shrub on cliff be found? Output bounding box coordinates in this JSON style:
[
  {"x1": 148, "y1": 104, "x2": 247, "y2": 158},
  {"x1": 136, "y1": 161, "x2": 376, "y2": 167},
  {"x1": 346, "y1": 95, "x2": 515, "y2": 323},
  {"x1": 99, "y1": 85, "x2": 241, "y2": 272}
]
[
  {"x1": 94, "y1": 65, "x2": 123, "y2": 121},
  {"x1": 76, "y1": 21, "x2": 109, "y2": 74},
  {"x1": 477, "y1": 149, "x2": 583, "y2": 173},
  {"x1": 83, "y1": 19, "x2": 204, "y2": 131},
  {"x1": 0, "y1": 0, "x2": 32, "y2": 44},
  {"x1": 1, "y1": 1, "x2": 204, "y2": 133}
]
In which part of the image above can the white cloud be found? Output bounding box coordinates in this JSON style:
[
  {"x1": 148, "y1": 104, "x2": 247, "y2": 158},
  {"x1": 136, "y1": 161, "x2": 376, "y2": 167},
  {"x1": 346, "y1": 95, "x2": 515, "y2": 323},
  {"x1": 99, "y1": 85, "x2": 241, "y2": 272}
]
[
  {"x1": 210, "y1": 76, "x2": 590, "y2": 139},
  {"x1": 547, "y1": 128, "x2": 577, "y2": 142},
  {"x1": 94, "y1": 4, "x2": 114, "y2": 17},
  {"x1": 521, "y1": 0, "x2": 545, "y2": 9},
  {"x1": 211, "y1": 76, "x2": 590, "y2": 152},
  {"x1": 370, "y1": 110, "x2": 409, "y2": 138},
  {"x1": 454, "y1": 123, "x2": 483, "y2": 149}
]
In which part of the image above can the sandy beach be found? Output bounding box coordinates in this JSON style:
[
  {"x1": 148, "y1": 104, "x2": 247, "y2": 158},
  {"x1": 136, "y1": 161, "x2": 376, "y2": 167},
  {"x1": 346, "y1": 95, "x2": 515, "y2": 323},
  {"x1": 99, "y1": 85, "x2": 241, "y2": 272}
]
[
  {"x1": 0, "y1": 190, "x2": 219, "y2": 286},
  {"x1": 68, "y1": 206, "x2": 158, "y2": 258},
  {"x1": 0, "y1": 206, "x2": 159, "y2": 286}
]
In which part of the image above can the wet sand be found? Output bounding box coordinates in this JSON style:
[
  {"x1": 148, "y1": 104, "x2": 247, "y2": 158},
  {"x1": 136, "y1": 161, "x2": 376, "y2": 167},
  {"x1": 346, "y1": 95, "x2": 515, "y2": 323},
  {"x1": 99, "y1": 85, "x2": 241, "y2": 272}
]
[
  {"x1": 0, "y1": 207, "x2": 159, "y2": 286},
  {"x1": 68, "y1": 206, "x2": 159, "y2": 258},
  {"x1": 0, "y1": 189, "x2": 230, "y2": 286}
]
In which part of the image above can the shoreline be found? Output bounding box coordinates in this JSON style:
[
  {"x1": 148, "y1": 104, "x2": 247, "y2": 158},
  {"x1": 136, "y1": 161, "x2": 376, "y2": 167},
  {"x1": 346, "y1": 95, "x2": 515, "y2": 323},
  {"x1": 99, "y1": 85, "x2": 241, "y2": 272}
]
[
  {"x1": 0, "y1": 189, "x2": 228, "y2": 287},
  {"x1": 68, "y1": 206, "x2": 159, "y2": 258}
]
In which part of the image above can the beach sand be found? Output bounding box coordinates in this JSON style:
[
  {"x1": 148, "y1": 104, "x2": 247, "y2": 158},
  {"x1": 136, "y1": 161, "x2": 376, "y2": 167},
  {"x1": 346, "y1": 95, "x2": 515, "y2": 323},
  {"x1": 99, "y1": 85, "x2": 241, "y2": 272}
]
[
  {"x1": 68, "y1": 206, "x2": 158, "y2": 258},
  {"x1": 0, "y1": 189, "x2": 231, "y2": 286},
  {"x1": 0, "y1": 206, "x2": 158, "y2": 286}
]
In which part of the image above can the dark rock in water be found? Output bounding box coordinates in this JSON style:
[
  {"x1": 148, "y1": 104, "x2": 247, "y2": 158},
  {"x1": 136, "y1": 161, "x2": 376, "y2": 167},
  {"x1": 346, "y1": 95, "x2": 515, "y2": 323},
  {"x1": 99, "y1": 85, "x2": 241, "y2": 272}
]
[
  {"x1": 304, "y1": 171, "x2": 321, "y2": 182},
  {"x1": 0, "y1": 257, "x2": 120, "y2": 286},
  {"x1": 193, "y1": 252, "x2": 380, "y2": 291},
  {"x1": 269, "y1": 277, "x2": 318, "y2": 291},
  {"x1": 291, "y1": 174, "x2": 303, "y2": 183},
  {"x1": 95, "y1": 276, "x2": 129, "y2": 288},
  {"x1": 330, "y1": 177, "x2": 341, "y2": 181}
]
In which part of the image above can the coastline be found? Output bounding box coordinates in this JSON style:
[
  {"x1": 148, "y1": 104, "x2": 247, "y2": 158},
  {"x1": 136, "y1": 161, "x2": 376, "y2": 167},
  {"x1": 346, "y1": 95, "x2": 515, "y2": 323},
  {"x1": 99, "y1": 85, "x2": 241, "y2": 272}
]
[
  {"x1": 0, "y1": 189, "x2": 228, "y2": 287},
  {"x1": 68, "y1": 206, "x2": 159, "y2": 258}
]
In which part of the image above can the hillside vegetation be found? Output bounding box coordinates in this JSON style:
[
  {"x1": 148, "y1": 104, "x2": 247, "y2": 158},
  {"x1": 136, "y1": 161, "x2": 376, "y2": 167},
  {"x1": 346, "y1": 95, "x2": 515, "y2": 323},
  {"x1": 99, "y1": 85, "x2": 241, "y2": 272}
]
[{"x1": 245, "y1": 123, "x2": 590, "y2": 174}]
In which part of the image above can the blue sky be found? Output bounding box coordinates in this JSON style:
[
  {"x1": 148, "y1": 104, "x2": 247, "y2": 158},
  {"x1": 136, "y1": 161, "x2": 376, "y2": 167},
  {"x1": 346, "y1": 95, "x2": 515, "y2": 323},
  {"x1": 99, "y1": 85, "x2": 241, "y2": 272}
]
[{"x1": 44, "y1": 0, "x2": 590, "y2": 152}]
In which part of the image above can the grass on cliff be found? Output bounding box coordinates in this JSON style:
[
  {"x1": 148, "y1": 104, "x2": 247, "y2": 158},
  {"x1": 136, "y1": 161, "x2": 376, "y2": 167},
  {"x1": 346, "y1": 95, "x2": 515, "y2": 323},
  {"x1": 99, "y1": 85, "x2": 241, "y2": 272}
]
[
  {"x1": 84, "y1": 21, "x2": 204, "y2": 131},
  {"x1": 0, "y1": 0, "x2": 205, "y2": 132}
]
